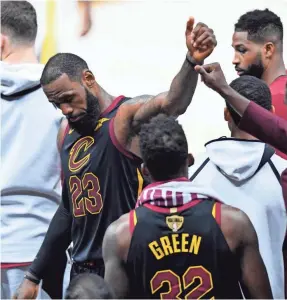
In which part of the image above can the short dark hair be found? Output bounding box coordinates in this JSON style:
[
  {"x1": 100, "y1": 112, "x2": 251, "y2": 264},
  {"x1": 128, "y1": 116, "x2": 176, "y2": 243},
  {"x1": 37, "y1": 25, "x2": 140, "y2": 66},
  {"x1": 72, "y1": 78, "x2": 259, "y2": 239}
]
[
  {"x1": 227, "y1": 75, "x2": 272, "y2": 125},
  {"x1": 65, "y1": 273, "x2": 114, "y2": 299},
  {"x1": 40, "y1": 53, "x2": 89, "y2": 86},
  {"x1": 139, "y1": 114, "x2": 188, "y2": 181},
  {"x1": 235, "y1": 9, "x2": 283, "y2": 45},
  {"x1": 1, "y1": 1, "x2": 37, "y2": 45}
]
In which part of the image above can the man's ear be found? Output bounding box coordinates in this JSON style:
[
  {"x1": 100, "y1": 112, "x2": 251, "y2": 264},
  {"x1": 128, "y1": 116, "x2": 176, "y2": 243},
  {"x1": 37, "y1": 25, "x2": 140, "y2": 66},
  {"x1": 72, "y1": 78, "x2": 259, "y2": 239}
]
[
  {"x1": 224, "y1": 107, "x2": 231, "y2": 122},
  {"x1": 82, "y1": 69, "x2": 95, "y2": 88},
  {"x1": 187, "y1": 153, "x2": 194, "y2": 167},
  {"x1": 263, "y1": 42, "x2": 275, "y2": 59}
]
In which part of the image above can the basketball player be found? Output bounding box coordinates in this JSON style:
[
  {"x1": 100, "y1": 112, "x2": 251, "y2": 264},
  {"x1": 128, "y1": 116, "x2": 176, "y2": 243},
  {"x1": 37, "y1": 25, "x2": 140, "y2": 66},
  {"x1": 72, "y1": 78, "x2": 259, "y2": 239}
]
[
  {"x1": 232, "y1": 9, "x2": 287, "y2": 158},
  {"x1": 103, "y1": 114, "x2": 272, "y2": 299},
  {"x1": 14, "y1": 17, "x2": 217, "y2": 299},
  {"x1": 189, "y1": 75, "x2": 287, "y2": 298},
  {"x1": 194, "y1": 61, "x2": 287, "y2": 297}
]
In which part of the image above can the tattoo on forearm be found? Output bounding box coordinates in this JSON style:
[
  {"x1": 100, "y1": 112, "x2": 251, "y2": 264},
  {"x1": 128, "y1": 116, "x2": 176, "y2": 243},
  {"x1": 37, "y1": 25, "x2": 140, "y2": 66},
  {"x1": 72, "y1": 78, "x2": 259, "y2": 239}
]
[{"x1": 129, "y1": 56, "x2": 198, "y2": 134}]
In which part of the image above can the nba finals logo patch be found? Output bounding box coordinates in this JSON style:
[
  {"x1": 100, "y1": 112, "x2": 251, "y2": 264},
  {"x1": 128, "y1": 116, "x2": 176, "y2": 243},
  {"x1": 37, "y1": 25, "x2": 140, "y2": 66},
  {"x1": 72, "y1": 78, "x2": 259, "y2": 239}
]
[{"x1": 166, "y1": 215, "x2": 184, "y2": 232}]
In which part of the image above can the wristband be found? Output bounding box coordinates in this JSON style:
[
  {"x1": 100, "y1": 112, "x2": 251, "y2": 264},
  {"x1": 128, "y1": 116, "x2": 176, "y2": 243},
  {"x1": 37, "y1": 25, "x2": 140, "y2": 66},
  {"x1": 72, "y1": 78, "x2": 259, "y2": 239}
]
[
  {"x1": 186, "y1": 53, "x2": 203, "y2": 67},
  {"x1": 24, "y1": 273, "x2": 40, "y2": 285}
]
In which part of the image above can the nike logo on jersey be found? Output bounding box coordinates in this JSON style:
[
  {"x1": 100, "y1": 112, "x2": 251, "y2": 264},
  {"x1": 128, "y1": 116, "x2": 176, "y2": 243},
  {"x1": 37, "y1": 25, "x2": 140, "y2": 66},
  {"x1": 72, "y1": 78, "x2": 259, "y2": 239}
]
[{"x1": 95, "y1": 118, "x2": 110, "y2": 131}]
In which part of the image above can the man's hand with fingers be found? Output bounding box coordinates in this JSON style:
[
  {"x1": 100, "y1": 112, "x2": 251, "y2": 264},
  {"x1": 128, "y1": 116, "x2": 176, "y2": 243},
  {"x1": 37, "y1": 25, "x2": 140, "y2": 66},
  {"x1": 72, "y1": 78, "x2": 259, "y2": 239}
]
[
  {"x1": 12, "y1": 275, "x2": 39, "y2": 299},
  {"x1": 185, "y1": 17, "x2": 217, "y2": 63},
  {"x1": 194, "y1": 62, "x2": 229, "y2": 93},
  {"x1": 194, "y1": 62, "x2": 251, "y2": 116}
]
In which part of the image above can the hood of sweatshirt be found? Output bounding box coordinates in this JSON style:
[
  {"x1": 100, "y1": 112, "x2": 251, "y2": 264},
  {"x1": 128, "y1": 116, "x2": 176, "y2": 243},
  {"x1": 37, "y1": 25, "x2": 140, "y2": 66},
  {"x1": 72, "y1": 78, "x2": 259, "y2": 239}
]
[
  {"x1": 204, "y1": 137, "x2": 275, "y2": 182},
  {"x1": 1, "y1": 62, "x2": 43, "y2": 99}
]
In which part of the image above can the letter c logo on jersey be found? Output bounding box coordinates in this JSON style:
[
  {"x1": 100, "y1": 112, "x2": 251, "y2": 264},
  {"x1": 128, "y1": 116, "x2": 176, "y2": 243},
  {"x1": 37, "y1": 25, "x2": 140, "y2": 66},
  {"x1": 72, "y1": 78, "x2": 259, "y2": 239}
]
[{"x1": 69, "y1": 136, "x2": 94, "y2": 173}]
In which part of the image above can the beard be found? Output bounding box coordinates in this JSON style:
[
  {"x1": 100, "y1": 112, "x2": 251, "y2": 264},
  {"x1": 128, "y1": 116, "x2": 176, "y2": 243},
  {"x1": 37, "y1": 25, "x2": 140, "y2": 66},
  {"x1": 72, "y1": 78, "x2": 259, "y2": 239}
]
[
  {"x1": 68, "y1": 88, "x2": 101, "y2": 135},
  {"x1": 238, "y1": 53, "x2": 265, "y2": 79}
]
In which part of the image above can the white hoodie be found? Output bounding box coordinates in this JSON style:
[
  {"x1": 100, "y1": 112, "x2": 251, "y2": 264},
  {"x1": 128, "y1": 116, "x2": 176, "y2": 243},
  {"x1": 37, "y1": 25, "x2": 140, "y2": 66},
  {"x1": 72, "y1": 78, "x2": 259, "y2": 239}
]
[
  {"x1": 1, "y1": 62, "x2": 63, "y2": 262},
  {"x1": 189, "y1": 137, "x2": 287, "y2": 299}
]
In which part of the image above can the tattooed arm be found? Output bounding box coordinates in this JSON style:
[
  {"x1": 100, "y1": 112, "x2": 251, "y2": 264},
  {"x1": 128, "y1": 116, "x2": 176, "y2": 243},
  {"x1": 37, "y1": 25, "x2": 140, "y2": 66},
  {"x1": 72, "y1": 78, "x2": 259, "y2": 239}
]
[
  {"x1": 132, "y1": 56, "x2": 199, "y2": 126},
  {"x1": 113, "y1": 18, "x2": 217, "y2": 154}
]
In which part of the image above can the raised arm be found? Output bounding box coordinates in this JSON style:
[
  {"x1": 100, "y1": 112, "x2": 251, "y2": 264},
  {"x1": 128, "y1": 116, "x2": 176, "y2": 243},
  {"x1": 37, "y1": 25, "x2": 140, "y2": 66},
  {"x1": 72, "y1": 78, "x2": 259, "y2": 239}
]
[
  {"x1": 195, "y1": 62, "x2": 287, "y2": 154},
  {"x1": 113, "y1": 18, "x2": 217, "y2": 150},
  {"x1": 103, "y1": 213, "x2": 131, "y2": 298}
]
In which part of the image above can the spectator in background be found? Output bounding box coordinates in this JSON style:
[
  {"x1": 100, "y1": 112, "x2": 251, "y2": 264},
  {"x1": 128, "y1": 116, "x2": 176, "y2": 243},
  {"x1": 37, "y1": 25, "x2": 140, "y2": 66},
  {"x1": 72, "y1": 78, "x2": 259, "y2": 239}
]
[
  {"x1": 189, "y1": 75, "x2": 287, "y2": 298},
  {"x1": 194, "y1": 61, "x2": 287, "y2": 298},
  {"x1": 1, "y1": 1, "x2": 68, "y2": 298},
  {"x1": 78, "y1": 0, "x2": 93, "y2": 37},
  {"x1": 39, "y1": 0, "x2": 93, "y2": 64},
  {"x1": 232, "y1": 9, "x2": 287, "y2": 158}
]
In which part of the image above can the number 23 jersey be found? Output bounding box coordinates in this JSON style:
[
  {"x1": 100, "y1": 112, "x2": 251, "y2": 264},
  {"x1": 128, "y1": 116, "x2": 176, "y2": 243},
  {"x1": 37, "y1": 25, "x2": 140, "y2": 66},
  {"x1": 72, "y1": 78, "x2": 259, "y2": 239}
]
[{"x1": 61, "y1": 96, "x2": 144, "y2": 263}]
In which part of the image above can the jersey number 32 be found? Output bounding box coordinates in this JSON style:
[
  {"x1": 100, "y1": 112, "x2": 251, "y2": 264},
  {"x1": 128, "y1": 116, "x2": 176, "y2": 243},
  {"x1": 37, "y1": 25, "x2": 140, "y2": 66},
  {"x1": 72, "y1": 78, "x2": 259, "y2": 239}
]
[{"x1": 150, "y1": 266, "x2": 213, "y2": 299}]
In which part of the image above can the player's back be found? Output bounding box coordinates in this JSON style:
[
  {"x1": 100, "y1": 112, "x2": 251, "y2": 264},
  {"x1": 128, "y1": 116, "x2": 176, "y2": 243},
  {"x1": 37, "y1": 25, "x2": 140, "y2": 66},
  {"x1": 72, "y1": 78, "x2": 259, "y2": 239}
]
[{"x1": 126, "y1": 200, "x2": 243, "y2": 299}]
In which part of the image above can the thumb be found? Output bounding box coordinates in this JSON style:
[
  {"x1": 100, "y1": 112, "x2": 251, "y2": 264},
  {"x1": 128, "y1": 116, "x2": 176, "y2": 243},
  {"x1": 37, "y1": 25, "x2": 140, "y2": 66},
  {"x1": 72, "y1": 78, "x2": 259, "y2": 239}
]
[
  {"x1": 186, "y1": 17, "x2": 195, "y2": 33},
  {"x1": 194, "y1": 65, "x2": 208, "y2": 76}
]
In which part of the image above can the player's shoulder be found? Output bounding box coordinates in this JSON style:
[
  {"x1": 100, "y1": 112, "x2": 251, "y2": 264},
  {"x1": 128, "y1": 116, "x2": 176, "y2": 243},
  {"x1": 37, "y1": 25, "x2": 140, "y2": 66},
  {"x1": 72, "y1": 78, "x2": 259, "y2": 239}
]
[
  {"x1": 116, "y1": 94, "x2": 154, "y2": 114},
  {"x1": 220, "y1": 204, "x2": 256, "y2": 251},
  {"x1": 120, "y1": 94, "x2": 154, "y2": 106},
  {"x1": 270, "y1": 74, "x2": 287, "y2": 93},
  {"x1": 221, "y1": 204, "x2": 253, "y2": 236},
  {"x1": 221, "y1": 204, "x2": 250, "y2": 224}
]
